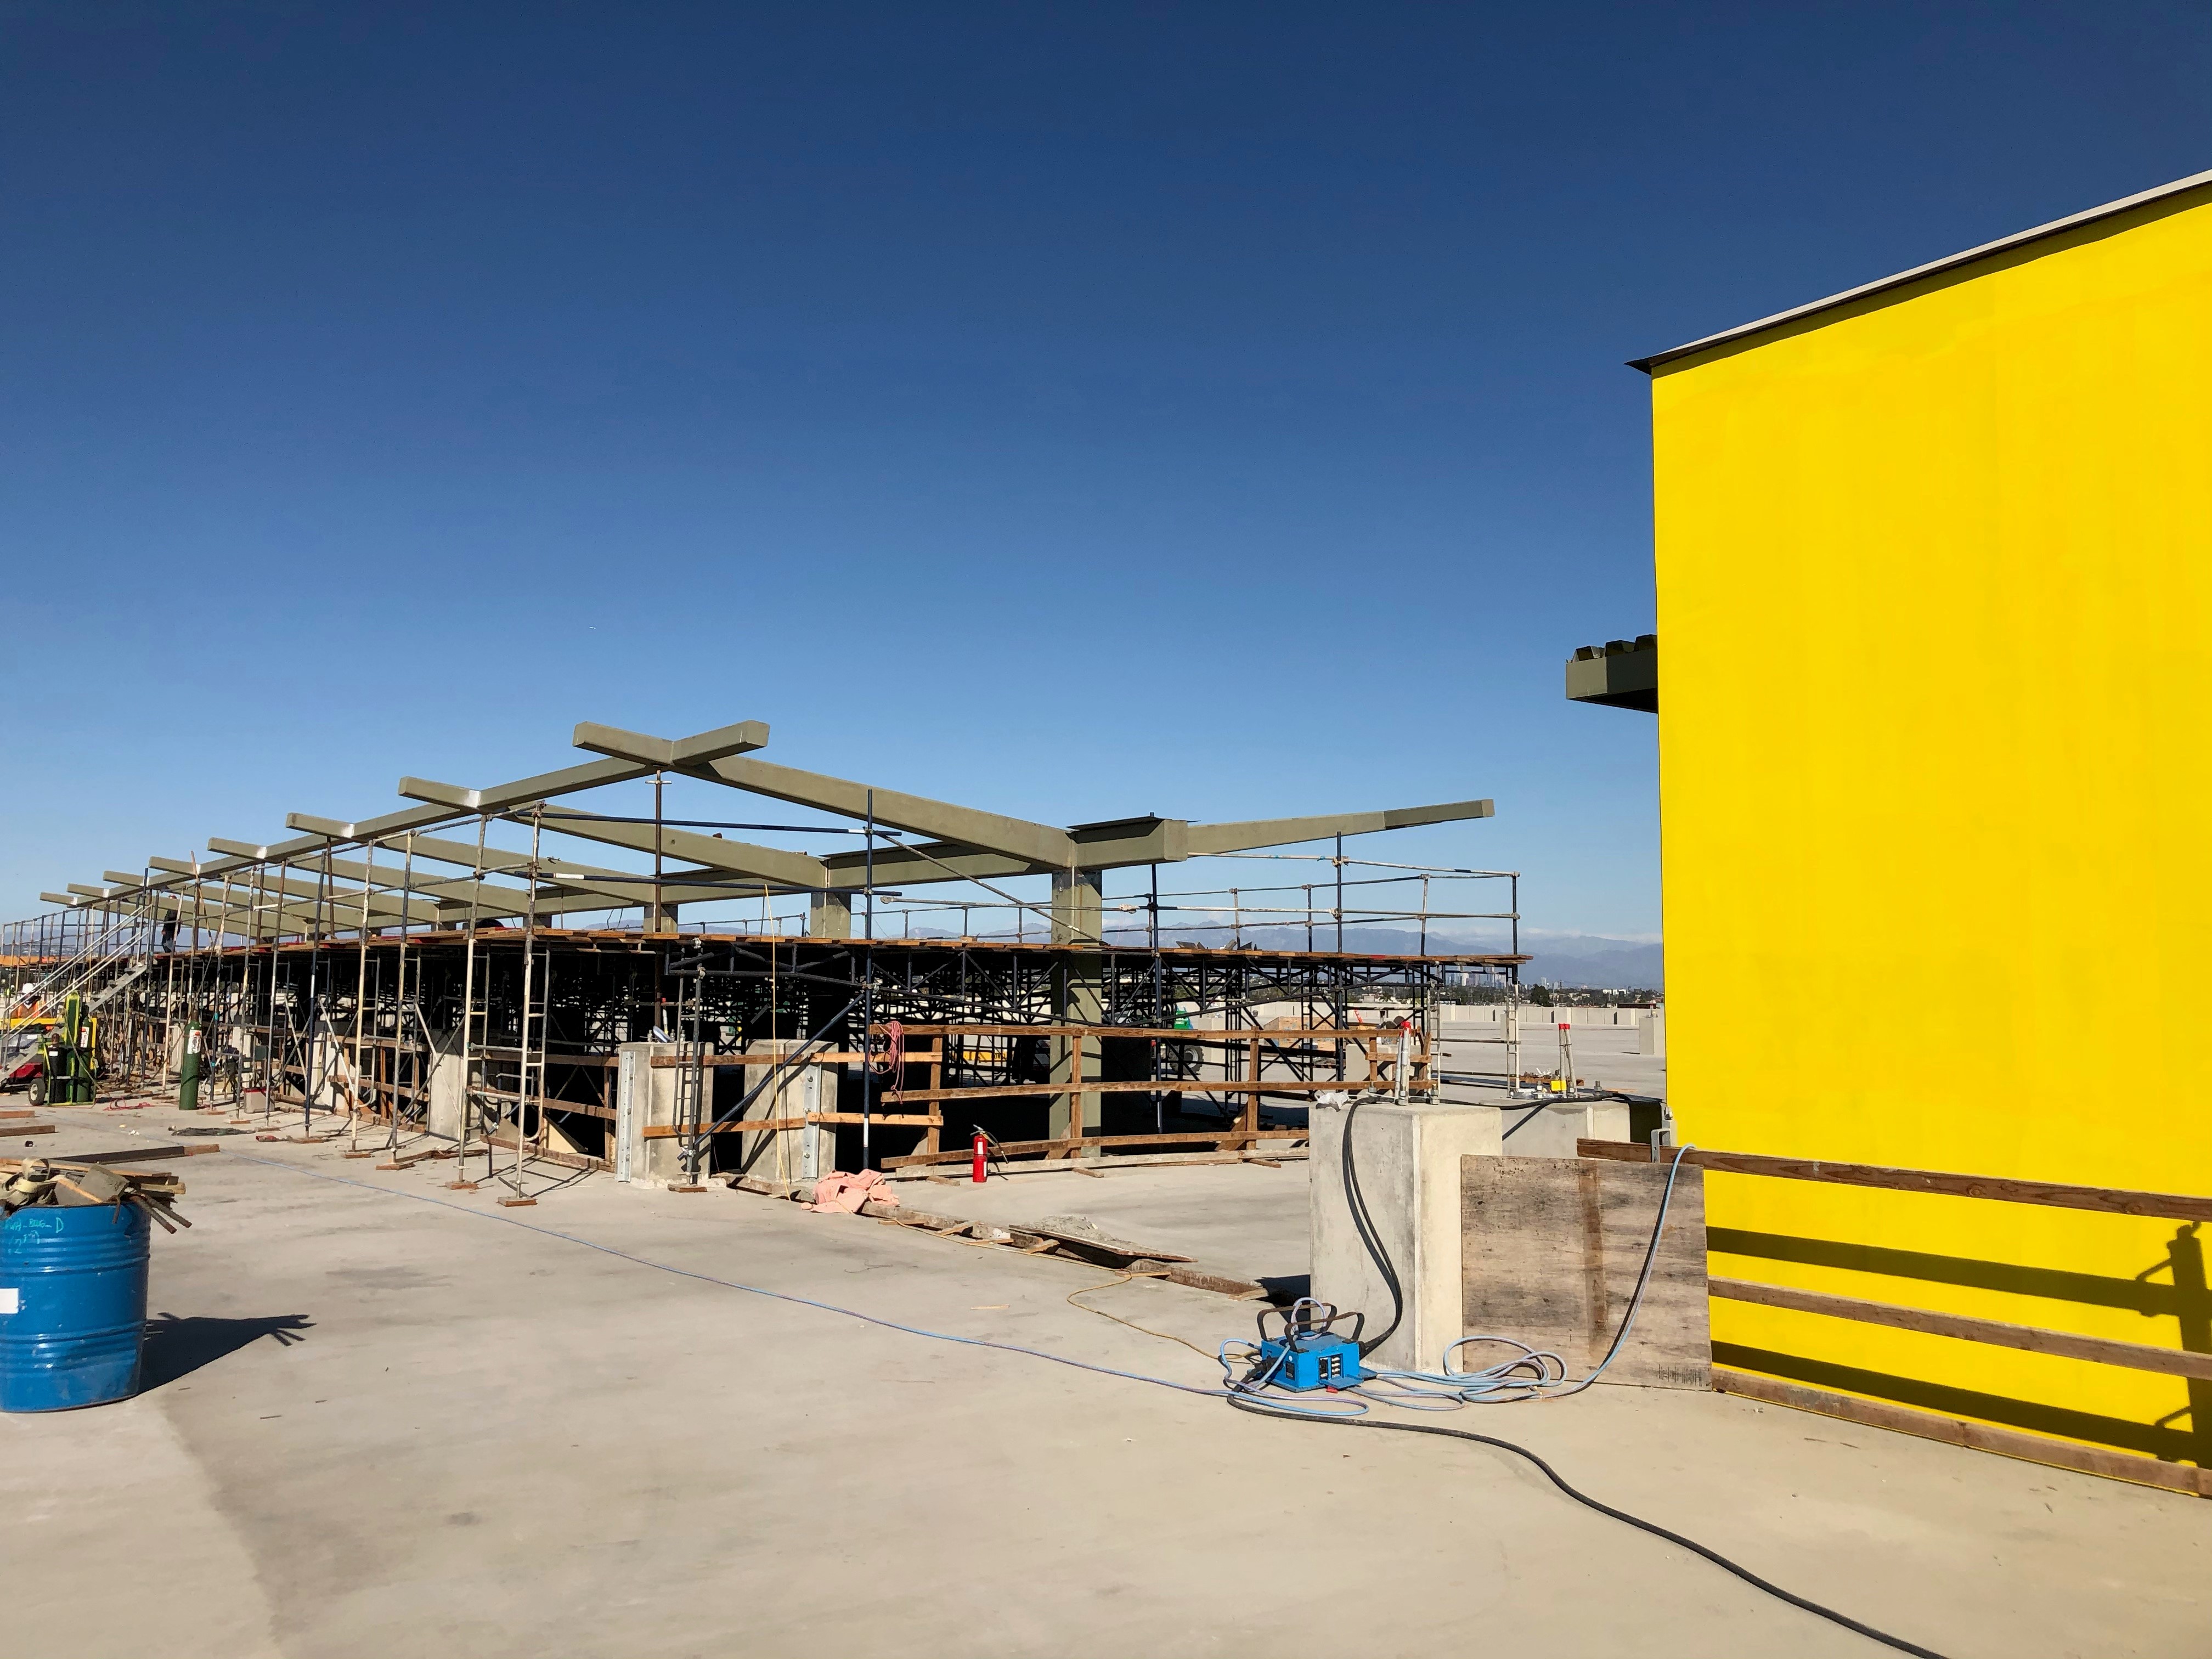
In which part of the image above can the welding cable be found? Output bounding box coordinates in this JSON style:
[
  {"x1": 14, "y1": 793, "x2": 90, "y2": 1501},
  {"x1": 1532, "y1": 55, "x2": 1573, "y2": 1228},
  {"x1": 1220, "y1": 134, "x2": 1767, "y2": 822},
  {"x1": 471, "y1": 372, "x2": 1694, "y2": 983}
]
[
  {"x1": 1353, "y1": 1144, "x2": 1695, "y2": 1407},
  {"x1": 1512, "y1": 1139, "x2": 1694, "y2": 1400},
  {"x1": 1222, "y1": 1395, "x2": 1948, "y2": 1659},
  {"x1": 1067, "y1": 1273, "x2": 1218, "y2": 1360},
  {"x1": 117, "y1": 1133, "x2": 1944, "y2": 1655},
  {"x1": 1338, "y1": 1095, "x2": 1403, "y2": 1357},
  {"x1": 1215, "y1": 1339, "x2": 1369, "y2": 1419}
]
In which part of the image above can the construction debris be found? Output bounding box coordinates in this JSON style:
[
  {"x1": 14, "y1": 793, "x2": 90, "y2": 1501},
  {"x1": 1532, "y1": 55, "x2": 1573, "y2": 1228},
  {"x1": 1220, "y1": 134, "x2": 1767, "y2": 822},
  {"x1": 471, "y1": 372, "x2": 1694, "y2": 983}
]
[{"x1": 1, "y1": 1157, "x2": 190, "y2": 1233}]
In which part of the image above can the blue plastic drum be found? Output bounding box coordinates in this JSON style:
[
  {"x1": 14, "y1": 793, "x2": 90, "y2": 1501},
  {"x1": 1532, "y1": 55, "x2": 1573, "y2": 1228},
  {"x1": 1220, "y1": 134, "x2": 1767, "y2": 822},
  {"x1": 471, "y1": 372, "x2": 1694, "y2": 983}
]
[{"x1": 0, "y1": 1201, "x2": 150, "y2": 1411}]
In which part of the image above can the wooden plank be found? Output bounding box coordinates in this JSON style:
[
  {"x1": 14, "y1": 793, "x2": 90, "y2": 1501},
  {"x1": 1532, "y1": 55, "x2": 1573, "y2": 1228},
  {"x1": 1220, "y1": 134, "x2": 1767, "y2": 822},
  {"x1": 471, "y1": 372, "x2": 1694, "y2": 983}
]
[
  {"x1": 859, "y1": 1078, "x2": 1360, "y2": 1104},
  {"x1": 1711, "y1": 1368, "x2": 2212, "y2": 1497},
  {"x1": 1163, "y1": 1264, "x2": 1270, "y2": 1299},
  {"x1": 881, "y1": 1148, "x2": 1308, "y2": 1179},
  {"x1": 884, "y1": 1128, "x2": 1309, "y2": 1167},
  {"x1": 650, "y1": 1052, "x2": 864, "y2": 1069},
  {"x1": 1, "y1": 1159, "x2": 182, "y2": 1188},
  {"x1": 640, "y1": 1112, "x2": 939, "y2": 1140},
  {"x1": 484, "y1": 1131, "x2": 605, "y2": 1172},
  {"x1": 1578, "y1": 1138, "x2": 2212, "y2": 1224},
  {"x1": 58, "y1": 1146, "x2": 219, "y2": 1165},
  {"x1": 467, "y1": 1085, "x2": 617, "y2": 1121},
  {"x1": 375, "y1": 1145, "x2": 456, "y2": 1170},
  {"x1": 648, "y1": 1116, "x2": 808, "y2": 1139},
  {"x1": 921, "y1": 1041, "x2": 943, "y2": 1155},
  {"x1": 1708, "y1": 1276, "x2": 2212, "y2": 1383},
  {"x1": 882, "y1": 1022, "x2": 1421, "y2": 1045},
  {"x1": 5, "y1": 1124, "x2": 57, "y2": 1136},
  {"x1": 1462, "y1": 1154, "x2": 1709, "y2": 1390}
]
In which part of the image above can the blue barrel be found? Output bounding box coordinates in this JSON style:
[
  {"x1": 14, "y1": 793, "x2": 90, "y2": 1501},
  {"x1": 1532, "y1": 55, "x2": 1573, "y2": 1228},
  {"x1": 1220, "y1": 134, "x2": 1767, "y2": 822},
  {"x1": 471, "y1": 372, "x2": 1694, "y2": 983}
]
[{"x1": 0, "y1": 1202, "x2": 149, "y2": 1412}]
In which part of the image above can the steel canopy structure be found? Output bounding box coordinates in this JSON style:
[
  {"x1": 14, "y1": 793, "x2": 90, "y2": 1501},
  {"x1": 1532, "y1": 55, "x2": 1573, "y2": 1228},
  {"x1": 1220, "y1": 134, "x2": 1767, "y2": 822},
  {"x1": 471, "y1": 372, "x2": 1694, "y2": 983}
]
[
  {"x1": 7, "y1": 717, "x2": 1518, "y2": 1191},
  {"x1": 31, "y1": 718, "x2": 1495, "y2": 943}
]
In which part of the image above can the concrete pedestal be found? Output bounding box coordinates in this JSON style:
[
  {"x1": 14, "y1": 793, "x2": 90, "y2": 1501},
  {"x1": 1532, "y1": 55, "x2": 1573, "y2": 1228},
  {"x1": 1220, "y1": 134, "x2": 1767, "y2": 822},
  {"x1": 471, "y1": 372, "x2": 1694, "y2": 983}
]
[
  {"x1": 1310, "y1": 1097, "x2": 1502, "y2": 1372},
  {"x1": 425, "y1": 1039, "x2": 467, "y2": 1142},
  {"x1": 1498, "y1": 1098, "x2": 1633, "y2": 1159}
]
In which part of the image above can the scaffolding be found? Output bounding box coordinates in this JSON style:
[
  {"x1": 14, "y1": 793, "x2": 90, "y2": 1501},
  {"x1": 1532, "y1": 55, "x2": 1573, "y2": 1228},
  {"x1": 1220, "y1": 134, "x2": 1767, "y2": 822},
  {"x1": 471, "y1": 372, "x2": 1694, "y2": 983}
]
[{"x1": 4, "y1": 716, "x2": 1522, "y2": 1192}]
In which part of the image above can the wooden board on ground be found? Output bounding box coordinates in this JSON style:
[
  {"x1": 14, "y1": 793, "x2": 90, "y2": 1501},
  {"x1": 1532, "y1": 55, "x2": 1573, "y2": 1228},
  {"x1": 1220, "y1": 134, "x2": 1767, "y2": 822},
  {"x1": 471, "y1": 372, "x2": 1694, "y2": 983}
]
[
  {"x1": 61, "y1": 1146, "x2": 221, "y2": 1166},
  {"x1": 1460, "y1": 1154, "x2": 1709, "y2": 1390}
]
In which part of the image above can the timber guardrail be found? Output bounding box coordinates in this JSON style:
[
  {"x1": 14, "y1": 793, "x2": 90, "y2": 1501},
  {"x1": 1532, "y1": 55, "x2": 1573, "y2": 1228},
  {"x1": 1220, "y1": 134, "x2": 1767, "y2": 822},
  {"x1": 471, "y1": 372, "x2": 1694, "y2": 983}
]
[{"x1": 1578, "y1": 1137, "x2": 2212, "y2": 1498}]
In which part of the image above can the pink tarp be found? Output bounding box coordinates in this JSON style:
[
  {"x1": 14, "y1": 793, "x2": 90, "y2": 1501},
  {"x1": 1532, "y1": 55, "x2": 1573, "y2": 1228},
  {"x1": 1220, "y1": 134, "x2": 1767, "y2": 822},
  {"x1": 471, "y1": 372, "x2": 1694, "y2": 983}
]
[{"x1": 807, "y1": 1169, "x2": 898, "y2": 1214}]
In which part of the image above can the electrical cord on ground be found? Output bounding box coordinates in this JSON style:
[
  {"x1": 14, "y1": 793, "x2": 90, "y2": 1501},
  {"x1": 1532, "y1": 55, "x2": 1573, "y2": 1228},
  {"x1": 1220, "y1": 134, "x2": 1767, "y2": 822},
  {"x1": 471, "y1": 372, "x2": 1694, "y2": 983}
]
[
  {"x1": 1223, "y1": 1394, "x2": 1947, "y2": 1659},
  {"x1": 1066, "y1": 1272, "x2": 1218, "y2": 1359},
  {"x1": 225, "y1": 1152, "x2": 1231, "y2": 1401},
  {"x1": 1358, "y1": 1143, "x2": 1696, "y2": 1405},
  {"x1": 174, "y1": 1130, "x2": 1950, "y2": 1659}
]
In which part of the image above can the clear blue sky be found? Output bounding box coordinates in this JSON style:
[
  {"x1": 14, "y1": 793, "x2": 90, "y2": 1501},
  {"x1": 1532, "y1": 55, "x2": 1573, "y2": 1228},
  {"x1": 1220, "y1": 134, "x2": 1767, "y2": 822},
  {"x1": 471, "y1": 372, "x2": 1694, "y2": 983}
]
[{"x1": 5, "y1": 3, "x2": 2206, "y2": 938}]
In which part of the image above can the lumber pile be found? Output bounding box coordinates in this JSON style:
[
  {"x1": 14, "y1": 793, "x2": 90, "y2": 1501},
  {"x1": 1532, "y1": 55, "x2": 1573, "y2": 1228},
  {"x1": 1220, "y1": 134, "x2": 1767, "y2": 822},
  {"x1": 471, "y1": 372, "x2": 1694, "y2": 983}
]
[{"x1": 1, "y1": 1158, "x2": 191, "y2": 1233}]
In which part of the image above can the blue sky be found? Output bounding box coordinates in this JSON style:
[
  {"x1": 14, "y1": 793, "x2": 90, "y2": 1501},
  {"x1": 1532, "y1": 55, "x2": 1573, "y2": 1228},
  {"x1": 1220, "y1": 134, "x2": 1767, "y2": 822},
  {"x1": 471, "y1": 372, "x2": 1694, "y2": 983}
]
[{"x1": 4, "y1": 3, "x2": 2207, "y2": 937}]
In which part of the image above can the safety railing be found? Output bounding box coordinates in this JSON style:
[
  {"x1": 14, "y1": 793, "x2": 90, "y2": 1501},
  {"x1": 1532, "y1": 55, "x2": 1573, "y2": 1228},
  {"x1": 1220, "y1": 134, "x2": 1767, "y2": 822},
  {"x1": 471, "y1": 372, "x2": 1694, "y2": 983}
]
[{"x1": 7, "y1": 902, "x2": 159, "y2": 1025}]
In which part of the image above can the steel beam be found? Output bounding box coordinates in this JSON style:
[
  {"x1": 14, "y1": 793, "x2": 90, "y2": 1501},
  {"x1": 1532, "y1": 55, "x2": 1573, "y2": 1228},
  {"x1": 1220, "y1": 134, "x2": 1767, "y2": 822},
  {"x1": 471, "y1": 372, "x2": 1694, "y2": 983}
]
[
  {"x1": 206, "y1": 838, "x2": 513, "y2": 915},
  {"x1": 398, "y1": 719, "x2": 769, "y2": 819},
  {"x1": 284, "y1": 817, "x2": 729, "y2": 910},
  {"x1": 1182, "y1": 799, "x2": 1494, "y2": 856},
  {"x1": 73, "y1": 719, "x2": 771, "y2": 904},
  {"x1": 60, "y1": 884, "x2": 311, "y2": 940},
  {"x1": 147, "y1": 857, "x2": 420, "y2": 924},
  {"x1": 496, "y1": 805, "x2": 829, "y2": 890},
  {"x1": 574, "y1": 722, "x2": 1077, "y2": 867}
]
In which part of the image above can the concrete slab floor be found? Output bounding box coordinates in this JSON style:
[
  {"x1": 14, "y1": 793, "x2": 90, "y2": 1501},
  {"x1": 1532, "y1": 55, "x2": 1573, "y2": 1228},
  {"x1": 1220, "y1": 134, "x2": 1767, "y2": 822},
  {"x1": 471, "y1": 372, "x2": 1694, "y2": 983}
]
[
  {"x1": 892, "y1": 1160, "x2": 1311, "y2": 1287},
  {"x1": 5, "y1": 1101, "x2": 2206, "y2": 1659}
]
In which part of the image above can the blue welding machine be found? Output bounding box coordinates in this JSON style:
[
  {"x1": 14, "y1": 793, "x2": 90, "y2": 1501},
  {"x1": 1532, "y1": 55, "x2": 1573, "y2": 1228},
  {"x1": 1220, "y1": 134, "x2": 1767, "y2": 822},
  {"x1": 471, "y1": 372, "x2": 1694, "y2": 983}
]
[{"x1": 1250, "y1": 1299, "x2": 1372, "y2": 1392}]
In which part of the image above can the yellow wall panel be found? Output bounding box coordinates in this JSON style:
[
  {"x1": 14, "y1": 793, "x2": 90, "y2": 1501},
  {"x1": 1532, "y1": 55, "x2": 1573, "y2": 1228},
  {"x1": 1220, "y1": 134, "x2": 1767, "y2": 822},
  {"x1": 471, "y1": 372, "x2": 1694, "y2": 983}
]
[{"x1": 1649, "y1": 185, "x2": 2212, "y2": 1466}]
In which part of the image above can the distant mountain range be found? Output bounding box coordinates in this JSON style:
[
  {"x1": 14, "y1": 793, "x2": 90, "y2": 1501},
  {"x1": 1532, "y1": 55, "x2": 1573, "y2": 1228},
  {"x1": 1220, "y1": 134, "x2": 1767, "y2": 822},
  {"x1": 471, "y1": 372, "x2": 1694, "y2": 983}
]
[{"x1": 1513, "y1": 935, "x2": 1663, "y2": 991}]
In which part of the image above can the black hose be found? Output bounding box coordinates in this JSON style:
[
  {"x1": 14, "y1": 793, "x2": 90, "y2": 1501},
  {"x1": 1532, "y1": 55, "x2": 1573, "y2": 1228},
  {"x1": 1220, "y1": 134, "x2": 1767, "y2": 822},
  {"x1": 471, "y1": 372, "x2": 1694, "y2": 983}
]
[
  {"x1": 1339, "y1": 1096, "x2": 1403, "y2": 1357},
  {"x1": 1224, "y1": 1396, "x2": 1949, "y2": 1658}
]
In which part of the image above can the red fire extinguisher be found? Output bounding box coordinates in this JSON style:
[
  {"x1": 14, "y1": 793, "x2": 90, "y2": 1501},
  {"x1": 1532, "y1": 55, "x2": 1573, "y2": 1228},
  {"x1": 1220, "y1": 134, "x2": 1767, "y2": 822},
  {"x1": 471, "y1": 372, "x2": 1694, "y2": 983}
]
[{"x1": 971, "y1": 1130, "x2": 988, "y2": 1184}]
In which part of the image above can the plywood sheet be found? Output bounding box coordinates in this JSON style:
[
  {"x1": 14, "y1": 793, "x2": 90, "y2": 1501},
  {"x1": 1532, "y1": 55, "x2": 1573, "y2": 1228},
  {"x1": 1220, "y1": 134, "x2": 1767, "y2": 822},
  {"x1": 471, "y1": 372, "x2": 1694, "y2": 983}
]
[{"x1": 1460, "y1": 1155, "x2": 1709, "y2": 1390}]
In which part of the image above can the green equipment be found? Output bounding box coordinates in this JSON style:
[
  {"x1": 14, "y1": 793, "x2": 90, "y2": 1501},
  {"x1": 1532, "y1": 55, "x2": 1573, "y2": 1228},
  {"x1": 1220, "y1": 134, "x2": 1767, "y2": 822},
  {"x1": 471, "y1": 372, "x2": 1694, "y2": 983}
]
[{"x1": 31, "y1": 994, "x2": 98, "y2": 1108}]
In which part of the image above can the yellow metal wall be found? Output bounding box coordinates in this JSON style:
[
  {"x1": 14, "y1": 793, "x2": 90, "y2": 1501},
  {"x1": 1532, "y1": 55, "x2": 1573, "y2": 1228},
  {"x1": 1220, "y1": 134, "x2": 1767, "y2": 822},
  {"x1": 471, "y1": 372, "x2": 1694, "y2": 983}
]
[{"x1": 1650, "y1": 184, "x2": 2212, "y2": 1467}]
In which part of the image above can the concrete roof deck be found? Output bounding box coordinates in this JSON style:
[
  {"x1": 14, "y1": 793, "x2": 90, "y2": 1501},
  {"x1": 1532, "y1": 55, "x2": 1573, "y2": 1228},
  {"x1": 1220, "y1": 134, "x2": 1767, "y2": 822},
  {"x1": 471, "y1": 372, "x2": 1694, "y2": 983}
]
[{"x1": 10, "y1": 1100, "x2": 2205, "y2": 1657}]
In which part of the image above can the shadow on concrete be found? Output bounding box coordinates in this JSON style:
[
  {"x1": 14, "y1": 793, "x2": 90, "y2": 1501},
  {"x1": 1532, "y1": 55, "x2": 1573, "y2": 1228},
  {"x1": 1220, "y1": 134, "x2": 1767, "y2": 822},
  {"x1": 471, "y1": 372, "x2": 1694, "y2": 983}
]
[{"x1": 140, "y1": 1312, "x2": 314, "y2": 1390}]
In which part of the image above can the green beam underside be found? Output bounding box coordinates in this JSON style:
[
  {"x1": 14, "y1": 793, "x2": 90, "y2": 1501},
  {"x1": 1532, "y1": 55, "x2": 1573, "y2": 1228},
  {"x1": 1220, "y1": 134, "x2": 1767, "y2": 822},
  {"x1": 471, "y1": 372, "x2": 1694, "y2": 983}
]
[
  {"x1": 501, "y1": 805, "x2": 829, "y2": 890},
  {"x1": 573, "y1": 721, "x2": 1077, "y2": 868}
]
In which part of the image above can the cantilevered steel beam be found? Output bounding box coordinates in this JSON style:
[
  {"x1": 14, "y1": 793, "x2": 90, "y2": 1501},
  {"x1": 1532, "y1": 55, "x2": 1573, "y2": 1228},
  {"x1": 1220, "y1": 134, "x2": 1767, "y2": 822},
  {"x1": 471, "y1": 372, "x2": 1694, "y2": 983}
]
[
  {"x1": 808, "y1": 803, "x2": 1491, "y2": 887},
  {"x1": 1182, "y1": 799, "x2": 1494, "y2": 856},
  {"x1": 207, "y1": 838, "x2": 510, "y2": 915},
  {"x1": 290, "y1": 816, "x2": 733, "y2": 911},
  {"x1": 398, "y1": 719, "x2": 770, "y2": 819},
  {"x1": 61, "y1": 883, "x2": 317, "y2": 940},
  {"x1": 494, "y1": 805, "x2": 830, "y2": 890},
  {"x1": 147, "y1": 857, "x2": 424, "y2": 924},
  {"x1": 74, "y1": 719, "x2": 774, "y2": 904},
  {"x1": 574, "y1": 722, "x2": 1077, "y2": 868},
  {"x1": 104, "y1": 872, "x2": 340, "y2": 939}
]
